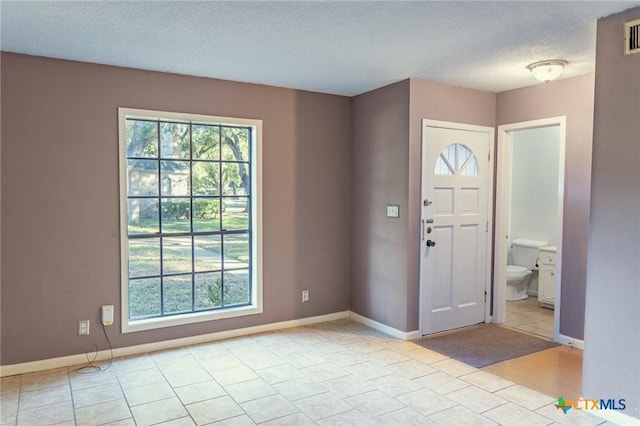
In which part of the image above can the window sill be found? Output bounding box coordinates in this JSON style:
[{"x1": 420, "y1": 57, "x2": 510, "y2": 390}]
[{"x1": 122, "y1": 303, "x2": 262, "y2": 334}]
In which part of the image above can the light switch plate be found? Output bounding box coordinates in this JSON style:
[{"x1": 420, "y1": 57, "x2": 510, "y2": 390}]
[{"x1": 386, "y1": 205, "x2": 400, "y2": 218}]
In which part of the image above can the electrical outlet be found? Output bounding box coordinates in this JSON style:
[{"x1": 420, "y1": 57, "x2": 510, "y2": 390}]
[
  {"x1": 386, "y1": 205, "x2": 400, "y2": 218},
  {"x1": 302, "y1": 290, "x2": 310, "y2": 303},
  {"x1": 78, "y1": 320, "x2": 90, "y2": 336}
]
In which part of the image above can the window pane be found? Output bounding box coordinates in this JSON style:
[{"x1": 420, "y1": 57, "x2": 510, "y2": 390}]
[
  {"x1": 222, "y1": 162, "x2": 248, "y2": 196},
  {"x1": 192, "y1": 199, "x2": 221, "y2": 232},
  {"x1": 222, "y1": 198, "x2": 249, "y2": 231},
  {"x1": 195, "y1": 272, "x2": 222, "y2": 310},
  {"x1": 161, "y1": 198, "x2": 191, "y2": 233},
  {"x1": 194, "y1": 235, "x2": 222, "y2": 272},
  {"x1": 461, "y1": 157, "x2": 479, "y2": 176},
  {"x1": 192, "y1": 161, "x2": 220, "y2": 196},
  {"x1": 163, "y1": 237, "x2": 192, "y2": 275},
  {"x1": 221, "y1": 127, "x2": 249, "y2": 162},
  {"x1": 435, "y1": 156, "x2": 453, "y2": 175},
  {"x1": 223, "y1": 269, "x2": 249, "y2": 306},
  {"x1": 163, "y1": 275, "x2": 192, "y2": 314},
  {"x1": 192, "y1": 125, "x2": 219, "y2": 160},
  {"x1": 127, "y1": 159, "x2": 158, "y2": 196},
  {"x1": 126, "y1": 120, "x2": 158, "y2": 158},
  {"x1": 129, "y1": 238, "x2": 160, "y2": 278},
  {"x1": 457, "y1": 144, "x2": 472, "y2": 170},
  {"x1": 161, "y1": 160, "x2": 190, "y2": 196},
  {"x1": 160, "y1": 122, "x2": 190, "y2": 159},
  {"x1": 224, "y1": 234, "x2": 249, "y2": 269},
  {"x1": 128, "y1": 198, "x2": 159, "y2": 234},
  {"x1": 129, "y1": 277, "x2": 161, "y2": 318}
]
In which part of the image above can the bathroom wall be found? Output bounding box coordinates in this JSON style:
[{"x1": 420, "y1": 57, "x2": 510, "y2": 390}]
[{"x1": 510, "y1": 126, "x2": 560, "y2": 246}]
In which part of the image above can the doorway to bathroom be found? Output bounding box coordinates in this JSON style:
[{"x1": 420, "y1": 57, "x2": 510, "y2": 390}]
[{"x1": 494, "y1": 117, "x2": 566, "y2": 342}]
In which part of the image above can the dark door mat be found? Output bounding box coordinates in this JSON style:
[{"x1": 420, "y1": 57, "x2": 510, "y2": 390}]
[{"x1": 413, "y1": 324, "x2": 559, "y2": 368}]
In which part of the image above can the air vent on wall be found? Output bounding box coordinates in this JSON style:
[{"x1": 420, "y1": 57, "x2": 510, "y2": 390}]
[{"x1": 625, "y1": 18, "x2": 640, "y2": 55}]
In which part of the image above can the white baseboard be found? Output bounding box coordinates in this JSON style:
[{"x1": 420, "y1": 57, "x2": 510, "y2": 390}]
[
  {"x1": 556, "y1": 333, "x2": 584, "y2": 350},
  {"x1": 0, "y1": 310, "x2": 350, "y2": 377},
  {"x1": 348, "y1": 311, "x2": 419, "y2": 340}
]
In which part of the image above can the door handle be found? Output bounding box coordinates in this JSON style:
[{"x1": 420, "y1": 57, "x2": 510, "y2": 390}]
[{"x1": 426, "y1": 240, "x2": 436, "y2": 247}]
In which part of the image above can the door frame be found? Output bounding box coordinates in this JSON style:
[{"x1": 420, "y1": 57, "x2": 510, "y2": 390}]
[
  {"x1": 419, "y1": 119, "x2": 495, "y2": 336},
  {"x1": 494, "y1": 116, "x2": 566, "y2": 342}
]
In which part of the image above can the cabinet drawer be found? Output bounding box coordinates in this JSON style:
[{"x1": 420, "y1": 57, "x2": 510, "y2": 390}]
[{"x1": 540, "y1": 253, "x2": 556, "y2": 265}]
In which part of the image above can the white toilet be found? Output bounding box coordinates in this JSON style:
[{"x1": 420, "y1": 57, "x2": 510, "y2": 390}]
[{"x1": 506, "y1": 239, "x2": 548, "y2": 301}]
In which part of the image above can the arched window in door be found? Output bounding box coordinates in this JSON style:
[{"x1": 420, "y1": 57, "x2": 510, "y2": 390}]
[{"x1": 434, "y1": 143, "x2": 479, "y2": 176}]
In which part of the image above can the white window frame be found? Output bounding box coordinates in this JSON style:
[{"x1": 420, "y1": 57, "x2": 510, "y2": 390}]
[{"x1": 118, "y1": 107, "x2": 263, "y2": 333}]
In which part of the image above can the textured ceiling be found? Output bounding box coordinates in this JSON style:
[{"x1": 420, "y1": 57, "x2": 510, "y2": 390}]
[{"x1": 2, "y1": 1, "x2": 639, "y2": 96}]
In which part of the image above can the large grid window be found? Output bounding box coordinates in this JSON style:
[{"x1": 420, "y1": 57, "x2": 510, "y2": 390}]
[{"x1": 119, "y1": 108, "x2": 262, "y2": 333}]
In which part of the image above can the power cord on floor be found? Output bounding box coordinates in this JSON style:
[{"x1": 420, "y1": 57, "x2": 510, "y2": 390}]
[{"x1": 72, "y1": 322, "x2": 114, "y2": 374}]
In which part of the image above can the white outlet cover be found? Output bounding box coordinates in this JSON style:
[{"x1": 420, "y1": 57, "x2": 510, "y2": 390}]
[{"x1": 387, "y1": 205, "x2": 400, "y2": 218}]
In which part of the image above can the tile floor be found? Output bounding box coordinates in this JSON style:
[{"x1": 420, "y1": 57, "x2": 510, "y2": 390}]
[
  {"x1": 504, "y1": 297, "x2": 554, "y2": 339},
  {"x1": 0, "y1": 319, "x2": 603, "y2": 426}
]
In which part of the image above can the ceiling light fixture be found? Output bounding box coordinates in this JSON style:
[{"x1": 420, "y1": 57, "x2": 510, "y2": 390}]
[{"x1": 527, "y1": 60, "x2": 568, "y2": 83}]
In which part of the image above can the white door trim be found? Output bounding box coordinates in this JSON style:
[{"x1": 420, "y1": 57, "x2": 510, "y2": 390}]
[
  {"x1": 419, "y1": 119, "x2": 495, "y2": 336},
  {"x1": 494, "y1": 116, "x2": 566, "y2": 342}
]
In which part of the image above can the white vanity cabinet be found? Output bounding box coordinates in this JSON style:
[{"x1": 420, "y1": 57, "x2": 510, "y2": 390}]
[{"x1": 538, "y1": 246, "x2": 557, "y2": 308}]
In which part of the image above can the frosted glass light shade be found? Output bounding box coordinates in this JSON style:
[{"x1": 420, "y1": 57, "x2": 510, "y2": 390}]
[{"x1": 527, "y1": 60, "x2": 568, "y2": 83}]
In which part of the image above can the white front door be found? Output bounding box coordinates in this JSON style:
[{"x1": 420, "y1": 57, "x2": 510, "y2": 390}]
[{"x1": 420, "y1": 121, "x2": 493, "y2": 335}]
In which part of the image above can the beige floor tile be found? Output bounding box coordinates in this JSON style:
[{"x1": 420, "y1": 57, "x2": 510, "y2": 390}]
[
  {"x1": 371, "y1": 373, "x2": 424, "y2": 397},
  {"x1": 459, "y1": 370, "x2": 514, "y2": 393},
  {"x1": 427, "y1": 404, "x2": 497, "y2": 425},
  {"x1": 446, "y1": 385, "x2": 508, "y2": 413},
  {"x1": 74, "y1": 398, "x2": 132, "y2": 426},
  {"x1": 300, "y1": 362, "x2": 349, "y2": 382},
  {"x1": 293, "y1": 392, "x2": 352, "y2": 421},
  {"x1": 405, "y1": 347, "x2": 448, "y2": 364},
  {"x1": 271, "y1": 377, "x2": 327, "y2": 402},
  {"x1": 345, "y1": 339, "x2": 386, "y2": 354},
  {"x1": 199, "y1": 354, "x2": 245, "y2": 373},
  {"x1": 535, "y1": 403, "x2": 604, "y2": 426},
  {"x1": 122, "y1": 380, "x2": 175, "y2": 406},
  {"x1": 431, "y1": 358, "x2": 479, "y2": 377},
  {"x1": 155, "y1": 417, "x2": 196, "y2": 426},
  {"x1": 150, "y1": 348, "x2": 191, "y2": 362},
  {"x1": 306, "y1": 341, "x2": 349, "y2": 356},
  {"x1": 16, "y1": 400, "x2": 75, "y2": 426},
  {"x1": 256, "y1": 364, "x2": 305, "y2": 385},
  {"x1": 483, "y1": 402, "x2": 553, "y2": 426},
  {"x1": 1, "y1": 398, "x2": 19, "y2": 425},
  {"x1": 375, "y1": 407, "x2": 436, "y2": 425},
  {"x1": 237, "y1": 352, "x2": 286, "y2": 370},
  {"x1": 212, "y1": 365, "x2": 259, "y2": 386},
  {"x1": 240, "y1": 394, "x2": 299, "y2": 424},
  {"x1": 186, "y1": 395, "x2": 244, "y2": 425},
  {"x1": 101, "y1": 418, "x2": 137, "y2": 426},
  {"x1": 344, "y1": 360, "x2": 393, "y2": 381},
  {"x1": 251, "y1": 332, "x2": 295, "y2": 347},
  {"x1": 366, "y1": 349, "x2": 410, "y2": 365},
  {"x1": 162, "y1": 365, "x2": 211, "y2": 388},
  {"x1": 69, "y1": 369, "x2": 118, "y2": 390},
  {"x1": 130, "y1": 397, "x2": 189, "y2": 426},
  {"x1": 73, "y1": 381, "x2": 124, "y2": 408},
  {"x1": 323, "y1": 350, "x2": 368, "y2": 368},
  {"x1": 414, "y1": 371, "x2": 470, "y2": 394},
  {"x1": 20, "y1": 368, "x2": 69, "y2": 392},
  {"x1": 285, "y1": 352, "x2": 328, "y2": 369},
  {"x1": 111, "y1": 354, "x2": 156, "y2": 374},
  {"x1": 1, "y1": 376, "x2": 21, "y2": 395},
  {"x1": 173, "y1": 379, "x2": 227, "y2": 405},
  {"x1": 117, "y1": 368, "x2": 167, "y2": 389},
  {"x1": 211, "y1": 414, "x2": 256, "y2": 425},
  {"x1": 495, "y1": 384, "x2": 557, "y2": 410},
  {"x1": 154, "y1": 354, "x2": 201, "y2": 371},
  {"x1": 225, "y1": 378, "x2": 277, "y2": 403},
  {"x1": 345, "y1": 389, "x2": 405, "y2": 417},
  {"x1": 317, "y1": 409, "x2": 377, "y2": 425},
  {"x1": 387, "y1": 359, "x2": 437, "y2": 379},
  {"x1": 187, "y1": 342, "x2": 232, "y2": 361},
  {"x1": 382, "y1": 339, "x2": 423, "y2": 353},
  {"x1": 262, "y1": 413, "x2": 315, "y2": 425},
  {"x1": 396, "y1": 388, "x2": 458, "y2": 416},
  {"x1": 321, "y1": 374, "x2": 376, "y2": 398},
  {"x1": 19, "y1": 383, "x2": 71, "y2": 410}
]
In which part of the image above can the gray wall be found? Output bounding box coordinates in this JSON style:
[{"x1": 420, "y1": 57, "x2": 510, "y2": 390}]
[
  {"x1": 0, "y1": 53, "x2": 352, "y2": 365},
  {"x1": 350, "y1": 78, "x2": 495, "y2": 332},
  {"x1": 497, "y1": 74, "x2": 595, "y2": 340},
  {"x1": 583, "y1": 7, "x2": 640, "y2": 419},
  {"x1": 350, "y1": 80, "x2": 410, "y2": 331}
]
